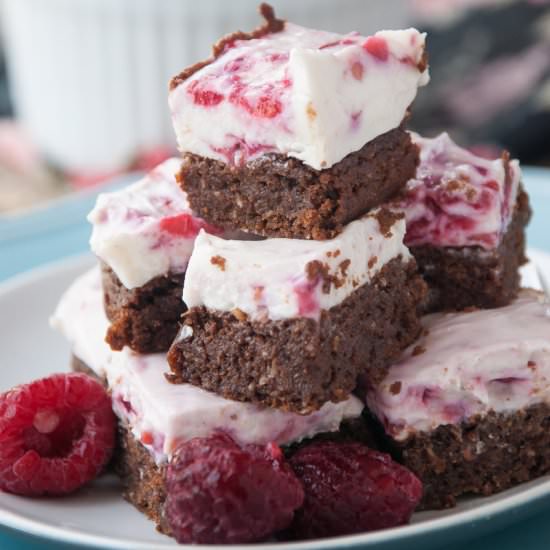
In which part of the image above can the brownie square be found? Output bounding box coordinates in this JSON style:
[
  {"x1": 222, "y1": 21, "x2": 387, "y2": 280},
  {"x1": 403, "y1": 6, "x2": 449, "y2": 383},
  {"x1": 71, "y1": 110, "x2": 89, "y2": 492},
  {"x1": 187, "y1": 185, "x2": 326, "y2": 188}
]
[
  {"x1": 167, "y1": 257, "x2": 426, "y2": 413},
  {"x1": 179, "y1": 126, "x2": 419, "y2": 240}
]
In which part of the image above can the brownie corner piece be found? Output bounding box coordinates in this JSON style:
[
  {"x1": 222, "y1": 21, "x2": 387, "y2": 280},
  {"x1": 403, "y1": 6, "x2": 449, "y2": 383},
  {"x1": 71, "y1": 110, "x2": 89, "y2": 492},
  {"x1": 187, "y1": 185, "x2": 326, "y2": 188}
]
[
  {"x1": 413, "y1": 188, "x2": 531, "y2": 312},
  {"x1": 167, "y1": 256, "x2": 427, "y2": 413},
  {"x1": 101, "y1": 262, "x2": 186, "y2": 354},
  {"x1": 367, "y1": 287, "x2": 550, "y2": 509},
  {"x1": 398, "y1": 404, "x2": 550, "y2": 509},
  {"x1": 112, "y1": 424, "x2": 171, "y2": 536},
  {"x1": 179, "y1": 126, "x2": 419, "y2": 240}
]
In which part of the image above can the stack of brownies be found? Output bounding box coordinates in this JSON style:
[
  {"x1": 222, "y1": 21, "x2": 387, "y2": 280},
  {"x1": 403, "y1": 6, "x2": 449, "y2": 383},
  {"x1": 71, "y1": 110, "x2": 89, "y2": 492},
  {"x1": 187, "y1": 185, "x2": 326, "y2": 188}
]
[
  {"x1": 165, "y1": 5, "x2": 429, "y2": 413},
  {"x1": 50, "y1": 3, "x2": 550, "y2": 544}
]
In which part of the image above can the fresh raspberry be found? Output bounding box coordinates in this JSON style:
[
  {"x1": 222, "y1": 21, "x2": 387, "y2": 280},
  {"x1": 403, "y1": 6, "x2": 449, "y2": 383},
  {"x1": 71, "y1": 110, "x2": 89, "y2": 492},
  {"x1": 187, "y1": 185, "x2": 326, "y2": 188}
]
[
  {"x1": 0, "y1": 373, "x2": 116, "y2": 496},
  {"x1": 288, "y1": 441, "x2": 422, "y2": 539},
  {"x1": 165, "y1": 433, "x2": 304, "y2": 544}
]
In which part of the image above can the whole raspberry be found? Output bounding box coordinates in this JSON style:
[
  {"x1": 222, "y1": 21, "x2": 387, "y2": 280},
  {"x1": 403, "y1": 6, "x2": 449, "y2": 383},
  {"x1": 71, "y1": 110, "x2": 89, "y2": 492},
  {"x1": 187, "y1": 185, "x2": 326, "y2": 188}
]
[
  {"x1": 288, "y1": 441, "x2": 422, "y2": 539},
  {"x1": 165, "y1": 433, "x2": 304, "y2": 544},
  {"x1": 0, "y1": 373, "x2": 116, "y2": 496}
]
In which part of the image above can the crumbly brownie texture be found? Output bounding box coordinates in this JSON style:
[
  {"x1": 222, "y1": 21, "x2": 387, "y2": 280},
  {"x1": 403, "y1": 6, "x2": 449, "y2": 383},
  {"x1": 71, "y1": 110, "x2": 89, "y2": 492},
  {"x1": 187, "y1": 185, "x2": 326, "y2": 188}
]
[
  {"x1": 411, "y1": 189, "x2": 531, "y2": 312},
  {"x1": 101, "y1": 262, "x2": 186, "y2": 354},
  {"x1": 167, "y1": 257, "x2": 427, "y2": 413},
  {"x1": 179, "y1": 126, "x2": 419, "y2": 240},
  {"x1": 71, "y1": 356, "x2": 169, "y2": 533},
  {"x1": 393, "y1": 403, "x2": 550, "y2": 509},
  {"x1": 113, "y1": 425, "x2": 171, "y2": 535}
]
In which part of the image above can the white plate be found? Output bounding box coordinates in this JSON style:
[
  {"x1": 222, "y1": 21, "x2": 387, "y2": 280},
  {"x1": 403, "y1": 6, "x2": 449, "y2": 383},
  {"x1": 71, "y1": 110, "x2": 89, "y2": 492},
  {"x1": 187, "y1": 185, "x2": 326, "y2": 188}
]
[{"x1": 1, "y1": 251, "x2": 550, "y2": 550}]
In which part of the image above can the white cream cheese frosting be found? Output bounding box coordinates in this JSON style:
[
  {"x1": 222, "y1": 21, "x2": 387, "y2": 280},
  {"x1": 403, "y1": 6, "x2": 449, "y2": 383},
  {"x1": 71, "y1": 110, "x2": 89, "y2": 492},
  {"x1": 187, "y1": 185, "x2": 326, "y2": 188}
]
[
  {"x1": 88, "y1": 158, "x2": 222, "y2": 289},
  {"x1": 182, "y1": 210, "x2": 410, "y2": 321},
  {"x1": 169, "y1": 23, "x2": 429, "y2": 170},
  {"x1": 396, "y1": 132, "x2": 521, "y2": 249},
  {"x1": 367, "y1": 290, "x2": 550, "y2": 441},
  {"x1": 51, "y1": 268, "x2": 364, "y2": 463}
]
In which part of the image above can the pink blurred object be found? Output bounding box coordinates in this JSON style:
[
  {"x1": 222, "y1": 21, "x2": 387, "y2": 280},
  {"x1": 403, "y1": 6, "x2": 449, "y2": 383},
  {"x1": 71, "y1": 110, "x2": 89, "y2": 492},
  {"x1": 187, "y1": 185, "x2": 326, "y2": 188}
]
[
  {"x1": 68, "y1": 146, "x2": 175, "y2": 190},
  {"x1": 0, "y1": 120, "x2": 41, "y2": 174},
  {"x1": 0, "y1": 119, "x2": 175, "y2": 213},
  {"x1": 130, "y1": 146, "x2": 175, "y2": 173},
  {"x1": 412, "y1": 0, "x2": 550, "y2": 24},
  {"x1": 442, "y1": 44, "x2": 550, "y2": 127},
  {"x1": 411, "y1": 0, "x2": 508, "y2": 23},
  {"x1": 0, "y1": 120, "x2": 67, "y2": 213}
]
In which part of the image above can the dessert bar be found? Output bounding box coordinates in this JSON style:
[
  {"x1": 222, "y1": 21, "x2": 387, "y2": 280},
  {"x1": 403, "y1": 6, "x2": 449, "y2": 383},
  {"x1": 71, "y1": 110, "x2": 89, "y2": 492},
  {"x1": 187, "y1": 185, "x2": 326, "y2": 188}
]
[
  {"x1": 88, "y1": 158, "x2": 222, "y2": 353},
  {"x1": 395, "y1": 132, "x2": 530, "y2": 311},
  {"x1": 169, "y1": 5, "x2": 429, "y2": 239},
  {"x1": 367, "y1": 290, "x2": 550, "y2": 508},
  {"x1": 167, "y1": 209, "x2": 427, "y2": 413},
  {"x1": 4, "y1": 1, "x2": 545, "y2": 545}
]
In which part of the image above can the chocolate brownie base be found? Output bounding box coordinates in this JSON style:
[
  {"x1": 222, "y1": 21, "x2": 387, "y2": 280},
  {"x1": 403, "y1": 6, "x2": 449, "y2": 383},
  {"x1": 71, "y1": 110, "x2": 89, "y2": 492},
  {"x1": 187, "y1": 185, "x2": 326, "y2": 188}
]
[
  {"x1": 113, "y1": 425, "x2": 171, "y2": 535},
  {"x1": 167, "y1": 257, "x2": 427, "y2": 413},
  {"x1": 101, "y1": 262, "x2": 186, "y2": 354},
  {"x1": 179, "y1": 126, "x2": 419, "y2": 240},
  {"x1": 411, "y1": 189, "x2": 531, "y2": 312},
  {"x1": 392, "y1": 403, "x2": 550, "y2": 509}
]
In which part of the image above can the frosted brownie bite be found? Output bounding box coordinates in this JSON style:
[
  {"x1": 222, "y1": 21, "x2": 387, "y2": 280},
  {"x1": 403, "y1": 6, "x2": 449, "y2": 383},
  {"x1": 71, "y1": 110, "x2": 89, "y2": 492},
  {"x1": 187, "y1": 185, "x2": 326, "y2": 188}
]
[
  {"x1": 169, "y1": 4, "x2": 429, "y2": 239},
  {"x1": 51, "y1": 267, "x2": 364, "y2": 534},
  {"x1": 167, "y1": 209, "x2": 427, "y2": 413},
  {"x1": 88, "y1": 158, "x2": 222, "y2": 353},
  {"x1": 367, "y1": 290, "x2": 550, "y2": 508},
  {"x1": 394, "y1": 132, "x2": 530, "y2": 311}
]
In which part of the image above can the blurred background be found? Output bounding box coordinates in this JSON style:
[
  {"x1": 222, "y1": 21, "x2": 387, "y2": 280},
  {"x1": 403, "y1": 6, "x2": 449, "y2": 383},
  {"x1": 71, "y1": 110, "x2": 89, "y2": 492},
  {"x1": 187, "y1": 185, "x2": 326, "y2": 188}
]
[{"x1": 0, "y1": 0, "x2": 549, "y2": 214}]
